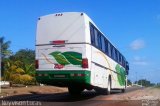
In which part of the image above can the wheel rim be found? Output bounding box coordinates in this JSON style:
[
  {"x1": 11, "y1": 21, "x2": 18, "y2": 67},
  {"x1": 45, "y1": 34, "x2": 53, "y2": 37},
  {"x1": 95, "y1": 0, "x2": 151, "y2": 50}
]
[{"x1": 108, "y1": 80, "x2": 111, "y2": 92}]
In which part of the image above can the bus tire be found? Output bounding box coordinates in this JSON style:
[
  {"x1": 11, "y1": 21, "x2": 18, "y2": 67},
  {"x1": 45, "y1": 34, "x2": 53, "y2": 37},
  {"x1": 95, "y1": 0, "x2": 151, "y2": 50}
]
[
  {"x1": 68, "y1": 86, "x2": 84, "y2": 96},
  {"x1": 121, "y1": 89, "x2": 125, "y2": 93},
  {"x1": 103, "y1": 77, "x2": 111, "y2": 95},
  {"x1": 106, "y1": 77, "x2": 111, "y2": 95},
  {"x1": 121, "y1": 82, "x2": 126, "y2": 93}
]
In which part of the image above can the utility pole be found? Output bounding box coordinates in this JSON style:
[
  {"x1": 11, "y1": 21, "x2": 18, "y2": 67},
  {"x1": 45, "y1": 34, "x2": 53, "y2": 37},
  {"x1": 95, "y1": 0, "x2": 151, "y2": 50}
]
[{"x1": 141, "y1": 79, "x2": 142, "y2": 87}]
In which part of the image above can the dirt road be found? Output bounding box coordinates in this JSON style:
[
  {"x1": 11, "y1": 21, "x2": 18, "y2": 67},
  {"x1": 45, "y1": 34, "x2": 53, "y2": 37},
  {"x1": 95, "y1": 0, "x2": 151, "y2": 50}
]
[{"x1": 0, "y1": 86, "x2": 160, "y2": 106}]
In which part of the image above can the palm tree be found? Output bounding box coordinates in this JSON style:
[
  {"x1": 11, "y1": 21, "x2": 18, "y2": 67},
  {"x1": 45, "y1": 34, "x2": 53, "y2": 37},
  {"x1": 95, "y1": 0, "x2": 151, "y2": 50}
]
[
  {"x1": 0, "y1": 36, "x2": 12, "y2": 58},
  {"x1": 0, "y1": 36, "x2": 12, "y2": 77},
  {"x1": 3, "y1": 60, "x2": 34, "y2": 86}
]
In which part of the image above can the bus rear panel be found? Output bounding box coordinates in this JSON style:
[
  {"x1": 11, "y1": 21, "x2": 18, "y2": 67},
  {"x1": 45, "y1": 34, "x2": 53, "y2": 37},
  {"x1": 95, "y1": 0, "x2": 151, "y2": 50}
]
[{"x1": 35, "y1": 12, "x2": 91, "y2": 88}]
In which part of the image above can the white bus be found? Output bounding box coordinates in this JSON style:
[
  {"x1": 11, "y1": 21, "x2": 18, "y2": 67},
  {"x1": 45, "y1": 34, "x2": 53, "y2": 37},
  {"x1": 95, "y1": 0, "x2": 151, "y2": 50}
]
[{"x1": 35, "y1": 12, "x2": 129, "y2": 95}]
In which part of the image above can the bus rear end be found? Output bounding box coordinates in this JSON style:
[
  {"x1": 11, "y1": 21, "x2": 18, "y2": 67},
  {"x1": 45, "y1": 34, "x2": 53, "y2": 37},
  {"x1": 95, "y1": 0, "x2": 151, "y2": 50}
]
[{"x1": 35, "y1": 12, "x2": 91, "y2": 94}]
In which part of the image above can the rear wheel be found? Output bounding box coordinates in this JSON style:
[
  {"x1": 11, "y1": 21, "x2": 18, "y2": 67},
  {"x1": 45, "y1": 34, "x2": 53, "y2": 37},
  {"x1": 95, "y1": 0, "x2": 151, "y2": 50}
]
[
  {"x1": 94, "y1": 77, "x2": 111, "y2": 95},
  {"x1": 102, "y1": 77, "x2": 111, "y2": 95},
  {"x1": 105, "y1": 78, "x2": 111, "y2": 95},
  {"x1": 121, "y1": 89, "x2": 125, "y2": 93},
  {"x1": 121, "y1": 82, "x2": 126, "y2": 93},
  {"x1": 68, "y1": 86, "x2": 84, "y2": 96}
]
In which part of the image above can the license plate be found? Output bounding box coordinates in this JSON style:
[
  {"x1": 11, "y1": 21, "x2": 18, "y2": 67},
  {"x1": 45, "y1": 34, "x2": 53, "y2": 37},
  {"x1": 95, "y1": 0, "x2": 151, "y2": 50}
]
[{"x1": 54, "y1": 75, "x2": 65, "y2": 78}]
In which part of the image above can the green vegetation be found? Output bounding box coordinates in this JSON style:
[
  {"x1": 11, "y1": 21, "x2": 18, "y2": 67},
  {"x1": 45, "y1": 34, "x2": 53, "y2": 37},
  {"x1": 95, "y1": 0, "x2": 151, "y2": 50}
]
[
  {"x1": 135, "y1": 79, "x2": 155, "y2": 87},
  {"x1": 1, "y1": 36, "x2": 35, "y2": 86},
  {"x1": 0, "y1": 37, "x2": 12, "y2": 58},
  {"x1": 0, "y1": 37, "x2": 12, "y2": 77},
  {"x1": 155, "y1": 86, "x2": 160, "y2": 88},
  {"x1": 127, "y1": 79, "x2": 132, "y2": 86},
  {"x1": 155, "y1": 83, "x2": 160, "y2": 88}
]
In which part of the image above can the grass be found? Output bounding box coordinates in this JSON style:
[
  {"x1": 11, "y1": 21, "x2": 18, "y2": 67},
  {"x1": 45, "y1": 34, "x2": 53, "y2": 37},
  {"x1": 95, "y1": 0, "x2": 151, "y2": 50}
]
[{"x1": 154, "y1": 85, "x2": 160, "y2": 89}]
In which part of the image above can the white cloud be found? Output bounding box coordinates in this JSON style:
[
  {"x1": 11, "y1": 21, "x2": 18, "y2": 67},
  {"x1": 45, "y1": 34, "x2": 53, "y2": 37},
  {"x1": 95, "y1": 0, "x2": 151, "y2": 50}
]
[
  {"x1": 132, "y1": 56, "x2": 148, "y2": 66},
  {"x1": 130, "y1": 39, "x2": 145, "y2": 50}
]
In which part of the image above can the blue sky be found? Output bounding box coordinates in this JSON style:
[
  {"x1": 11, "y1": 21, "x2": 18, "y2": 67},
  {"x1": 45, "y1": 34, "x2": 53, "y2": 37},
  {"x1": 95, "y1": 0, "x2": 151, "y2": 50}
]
[{"x1": 0, "y1": 0, "x2": 160, "y2": 83}]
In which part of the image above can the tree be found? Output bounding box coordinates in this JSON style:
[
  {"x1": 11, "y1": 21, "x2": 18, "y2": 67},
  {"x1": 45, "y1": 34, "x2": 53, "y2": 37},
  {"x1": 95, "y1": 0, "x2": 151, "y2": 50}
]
[
  {"x1": 9, "y1": 49, "x2": 35, "y2": 74},
  {"x1": 3, "y1": 49, "x2": 36, "y2": 85},
  {"x1": 3, "y1": 59, "x2": 34, "y2": 85},
  {"x1": 0, "y1": 37, "x2": 12, "y2": 58},
  {"x1": 135, "y1": 79, "x2": 155, "y2": 87},
  {"x1": 13, "y1": 49, "x2": 34, "y2": 63},
  {"x1": 0, "y1": 36, "x2": 12, "y2": 76},
  {"x1": 127, "y1": 79, "x2": 132, "y2": 86}
]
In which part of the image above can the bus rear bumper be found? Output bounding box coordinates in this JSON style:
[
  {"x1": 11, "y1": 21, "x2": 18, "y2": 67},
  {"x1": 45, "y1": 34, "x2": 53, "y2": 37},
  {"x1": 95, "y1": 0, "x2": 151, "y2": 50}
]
[{"x1": 35, "y1": 70, "x2": 91, "y2": 87}]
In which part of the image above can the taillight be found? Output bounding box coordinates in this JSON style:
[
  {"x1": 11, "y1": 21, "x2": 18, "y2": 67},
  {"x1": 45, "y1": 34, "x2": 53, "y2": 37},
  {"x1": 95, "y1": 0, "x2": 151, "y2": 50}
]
[
  {"x1": 82, "y1": 58, "x2": 88, "y2": 68},
  {"x1": 50, "y1": 40, "x2": 65, "y2": 45},
  {"x1": 35, "y1": 60, "x2": 39, "y2": 69}
]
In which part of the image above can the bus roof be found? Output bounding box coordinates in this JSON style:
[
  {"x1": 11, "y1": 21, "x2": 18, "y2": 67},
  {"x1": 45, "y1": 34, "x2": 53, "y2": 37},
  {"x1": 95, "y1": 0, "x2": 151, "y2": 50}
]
[{"x1": 37, "y1": 12, "x2": 126, "y2": 60}]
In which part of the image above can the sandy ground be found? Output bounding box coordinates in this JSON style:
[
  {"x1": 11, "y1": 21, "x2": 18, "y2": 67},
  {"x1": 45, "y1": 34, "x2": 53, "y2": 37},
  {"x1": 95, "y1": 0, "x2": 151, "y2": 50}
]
[
  {"x1": 100, "y1": 87, "x2": 160, "y2": 100},
  {"x1": 0, "y1": 86, "x2": 160, "y2": 106},
  {"x1": 91, "y1": 87, "x2": 160, "y2": 106},
  {"x1": 0, "y1": 86, "x2": 160, "y2": 100},
  {"x1": 0, "y1": 85, "x2": 68, "y2": 98}
]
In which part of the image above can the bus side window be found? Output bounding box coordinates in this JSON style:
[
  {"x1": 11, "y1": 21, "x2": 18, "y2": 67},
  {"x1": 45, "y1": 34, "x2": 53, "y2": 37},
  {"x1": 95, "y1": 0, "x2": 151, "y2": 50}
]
[
  {"x1": 120, "y1": 55, "x2": 122, "y2": 64},
  {"x1": 112, "y1": 47, "x2": 114, "y2": 59},
  {"x1": 94, "y1": 29, "x2": 98, "y2": 47},
  {"x1": 117, "y1": 51, "x2": 120, "y2": 63},
  {"x1": 105, "y1": 39, "x2": 109, "y2": 55},
  {"x1": 122, "y1": 57, "x2": 125, "y2": 67},
  {"x1": 101, "y1": 35, "x2": 105, "y2": 52},
  {"x1": 122, "y1": 56, "x2": 124, "y2": 67},
  {"x1": 124, "y1": 58, "x2": 126, "y2": 68},
  {"x1": 90, "y1": 24, "x2": 95, "y2": 45},
  {"x1": 119, "y1": 54, "x2": 122, "y2": 64},
  {"x1": 108, "y1": 42, "x2": 111, "y2": 57},
  {"x1": 115, "y1": 49, "x2": 118, "y2": 62},
  {"x1": 98, "y1": 33, "x2": 102, "y2": 49},
  {"x1": 112, "y1": 47, "x2": 116, "y2": 60},
  {"x1": 111, "y1": 45, "x2": 114, "y2": 59}
]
